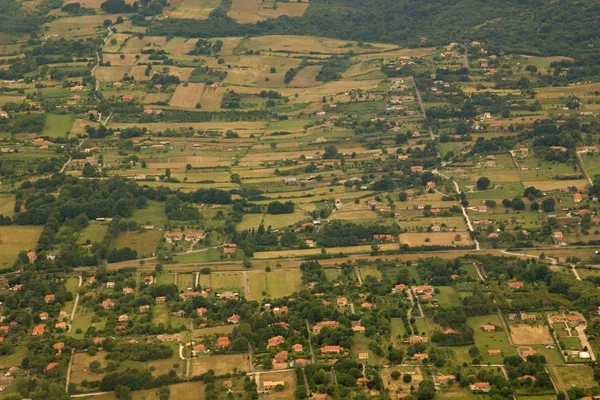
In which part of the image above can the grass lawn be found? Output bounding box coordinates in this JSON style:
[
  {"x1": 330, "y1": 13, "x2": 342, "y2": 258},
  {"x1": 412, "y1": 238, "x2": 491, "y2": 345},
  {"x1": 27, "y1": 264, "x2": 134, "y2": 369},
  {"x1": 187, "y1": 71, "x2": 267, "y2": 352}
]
[
  {"x1": 550, "y1": 364, "x2": 596, "y2": 392},
  {"x1": 559, "y1": 336, "x2": 583, "y2": 350},
  {"x1": 191, "y1": 354, "x2": 249, "y2": 376},
  {"x1": 176, "y1": 273, "x2": 195, "y2": 291},
  {"x1": 266, "y1": 269, "x2": 303, "y2": 298},
  {"x1": 70, "y1": 351, "x2": 108, "y2": 386},
  {"x1": 132, "y1": 382, "x2": 205, "y2": 400},
  {"x1": 468, "y1": 315, "x2": 518, "y2": 362},
  {"x1": 172, "y1": 248, "x2": 222, "y2": 263},
  {"x1": 155, "y1": 273, "x2": 175, "y2": 285},
  {"x1": 435, "y1": 286, "x2": 461, "y2": 306},
  {"x1": 0, "y1": 226, "x2": 43, "y2": 267},
  {"x1": 125, "y1": 201, "x2": 168, "y2": 226},
  {"x1": 391, "y1": 318, "x2": 407, "y2": 345},
  {"x1": 414, "y1": 319, "x2": 429, "y2": 337},
  {"x1": 78, "y1": 223, "x2": 107, "y2": 244},
  {"x1": 0, "y1": 194, "x2": 15, "y2": 216},
  {"x1": 199, "y1": 271, "x2": 243, "y2": 291},
  {"x1": 0, "y1": 346, "x2": 27, "y2": 369},
  {"x1": 359, "y1": 267, "x2": 381, "y2": 280},
  {"x1": 70, "y1": 310, "x2": 106, "y2": 339},
  {"x1": 113, "y1": 229, "x2": 162, "y2": 258},
  {"x1": 43, "y1": 113, "x2": 75, "y2": 138}
]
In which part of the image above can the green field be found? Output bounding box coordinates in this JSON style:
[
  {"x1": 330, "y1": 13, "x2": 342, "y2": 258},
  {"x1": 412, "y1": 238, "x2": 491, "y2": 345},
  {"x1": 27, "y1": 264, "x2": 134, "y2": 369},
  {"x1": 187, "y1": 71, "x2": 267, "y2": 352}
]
[
  {"x1": 468, "y1": 315, "x2": 518, "y2": 362},
  {"x1": 43, "y1": 113, "x2": 75, "y2": 138},
  {"x1": 113, "y1": 229, "x2": 162, "y2": 258},
  {"x1": 0, "y1": 226, "x2": 43, "y2": 267},
  {"x1": 78, "y1": 223, "x2": 107, "y2": 244}
]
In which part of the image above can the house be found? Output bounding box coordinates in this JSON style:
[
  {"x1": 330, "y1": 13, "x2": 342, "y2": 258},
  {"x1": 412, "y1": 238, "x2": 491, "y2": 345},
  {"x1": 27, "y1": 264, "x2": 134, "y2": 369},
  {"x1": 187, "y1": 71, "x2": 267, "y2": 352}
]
[
  {"x1": 312, "y1": 321, "x2": 339, "y2": 333},
  {"x1": 165, "y1": 232, "x2": 183, "y2": 243},
  {"x1": 336, "y1": 297, "x2": 348, "y2": 307},
  {"x1": 118, "y1": 314, "x2": 129, "y2": 322},
  {"x1": 223, "y1": 380, "x2": 233, "y2": 388},
  {"x1": 321, "y1": 345, "x2": 343, "y2": 354},
  {"x1": 216, "y1": 336, "x2": 230, "y2": 347},
  {"x1": 185, "y1": 232, "x2": 203, "y2": 241},
  {"x1": 431, "y1": 225, "x2": 441, "y2": 232},
  {"x1": 106, "y1": 282, "x2": 115, "y2": 288},
  {"x1": 488, "y1": 233, "x2": 499, "y2": 239},
  {"x1": 292, "y1": 344, "x2": 303, "y2": 352},
  {"x1": 0, "y1": 111, "x2": 8, "y2": 119},
  {"x1": 415, "y1": 285, "x2": 433, "y2": 294},
  {"x1": 27, "y1": 251, "x2": 37, "y2": 263},
  {"x1": 553, "y1": 232, "x2": 564, "y2": 242},
  {"x1": 361, "y1": 302, "x2": 373, "y2": 309},
  {"x1": 273, "y1": 350, "x2": 288, "y2": 365},
  {"x1": 113, "y1": 81, "x2": 122, "y2": 88},
  {"x1": 32, "y1": 325, "x2": 45, "y2": 336},
  {"x1": 44, "y1": 294, "x2": 55, "y2": 303},
  {"x1": 263, "y1": 381, "x2": 285, "y2": 392},
  {"x1": 122, "y1": 287, "x2": 134, "y2": 295},
  {"x1": 55, "y1": 322, "x2": 68, "y2": 330},
  {"x1": 227, "y1": 314, "x2": 241, "y2": 324},
  {"x1": 273, "y1": 306, "x2": 288, "y2": 316},
  {"x1": 405, "y1": 189, "x2": 415, "y2": 198},
  {"x1": 39, "y1": 312, "x2": 49, "y2": 321},
  {"x1": 521, "y1": 375, "x2": 537, "y2": 383},
  {"x1": 550, "y1": 315, "x2": 585, "y2": 324},
  {"x1": 356, "y1": 377, "x2": 369, "y2": 386},
  {"x1": 392, "y1": 284, "x2": 406, "y2": 293},
  {"x1": 520, "y1": 312, "x2": 537, "y2": 321},
  {"x1": 522, "y1": 349, "x2": 536, "y2": 357},
  {"x1": 352, "y1": 325, "x2": 366, "y2": 333},
  {"x1": 470, "y1": 382, "x2": 491, "y2": 392},
  {"x1": 488, "y1": 349, "x2": 502, "y2": 356},
  {"x1": 573, "y1": 193, "x2": 583, "y2": 203},
  {"x1": 122, "y1": 95, "x2": 133, "y2": 101},
  {"x1": 268, "y1": 335, "x2": 284, "y2": 348},
  {"x1": 404, "y1": 336, "x2": 428, "y2": 344},
  {"x1": 46, "y1": 362, "x2": 59, "y2": 371},
  {"x1": 138, "y1": 305, "x2": 150, "y2": 313},
  {"x1": 411, "y1": 166, "x2": 424, "y2": 173},
  {"x1": 481, "y1": 325, "x2": 496, "y2": 332},
  {"x1": 437, "y1": 375, "x2": 456, "y2": 384},
  {"x1": 358, "y1": 352, "x2": 369, "y2": 360},
  {"x1": 101, "y1": 299, "x2": 114, "y2": 309},
  {"x1": 414, "y1": 353, "x2": 428, "y2": 360},
  {"x1": 426, "y1": 181, "x2": 436, "y2": 189},
  {"x1": 53, "y1": 342, "x2": 65, "y2": 353},
  {"x1": 507, "y1": 281, "x2": 523, "y2": 289},
  {"x1": 444, "y1": 328, "x2": 457, "y2": 334},
  {"x1": 155, "y1": 296, "x2": 166, "y2": 304}
]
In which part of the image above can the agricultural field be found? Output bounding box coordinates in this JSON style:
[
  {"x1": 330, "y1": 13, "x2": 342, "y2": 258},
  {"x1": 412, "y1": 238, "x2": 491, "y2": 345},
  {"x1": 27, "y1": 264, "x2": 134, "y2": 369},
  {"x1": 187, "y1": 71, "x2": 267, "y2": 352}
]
[{"x1": 0, "y1": 226, "x2": 42, "y2": 267}]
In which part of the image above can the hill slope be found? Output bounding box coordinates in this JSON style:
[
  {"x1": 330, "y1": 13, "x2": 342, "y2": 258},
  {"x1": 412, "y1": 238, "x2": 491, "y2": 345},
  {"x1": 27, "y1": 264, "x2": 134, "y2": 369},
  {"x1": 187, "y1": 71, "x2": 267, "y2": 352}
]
[{"x1": 149, "y1": 0, "x2": 600, "y2": 61}]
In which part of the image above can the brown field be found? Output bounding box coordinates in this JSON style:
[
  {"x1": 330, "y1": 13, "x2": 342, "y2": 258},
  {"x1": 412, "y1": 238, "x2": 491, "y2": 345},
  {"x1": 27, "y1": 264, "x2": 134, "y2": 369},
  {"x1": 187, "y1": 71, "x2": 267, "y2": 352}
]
[
  {"x1": 102, "y1": 33, "x2": 130, "y2": 53},
  {"x1": 191, "y1": 354, "x2": 249, "y2": 376},
  {"x1": 45, "y1": 15, "x2": 116, "y2": 37},
  {"x1": 129, "y1": 65, "x2": 194, "y2": 81},
  {"x1": 398, "y1": 232, "x2": 474, "y2": 247},
  {"x1": 228, "y1": 0, "x2": 309, "y2": 23},
  {"x1": 521, "y1": 179, "x2": 589, "y2": 191},
  {"x1": 258, "y1": 370, "x2": 297, "y2": 398},
  {"x1": 198, "y1": 86, "x2": 226, "y2": 111},
  {"x1": 119, "y1": 36, "x2": 168, "y2": 54},
  {"x1": 143, "y1": 92, "x2": 173, "y2": 104},
  {"x1": 289, "y1": 65, "x2": 322, "y2": 87},
  {"x1": 161, "y1": 37, "x2": 198, "y2": 55},
  {"x1": 169, "y1": 83, "x2": 205, "y2": 108},
  {"x1": 511, "y1": 324, "x2": 553, "y2": 345},
  {"x1": 244, "y1": 35, "x2": 397, "y2": 54},
  {"x1": 71, "y1": 118, "x2": 98, "y2": 136},
  {"x1": 94, "y1": 66, "x2": 130, "y2": 82},
  {"x1": 102, "y1": 53, "x2": 138, "y2": 67},
  {"x1": 0, "y1": 195, "x2": 15, "y2": 216},
  {"x1": 163, "y1": 0, "x2": 219, "y2": 19},
  {"x1": 75, "y1": 0, "x2": 136, "y2": 8}
]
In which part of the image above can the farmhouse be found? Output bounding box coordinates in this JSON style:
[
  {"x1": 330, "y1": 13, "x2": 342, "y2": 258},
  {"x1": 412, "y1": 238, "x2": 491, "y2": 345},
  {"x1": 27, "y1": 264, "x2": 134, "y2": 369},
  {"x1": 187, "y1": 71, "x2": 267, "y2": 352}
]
[
  {"x1": 436, "y1": 375, "x2": 456, "y2": 384},
  {"x1": 216, "y1": 336, "x2": 230, "y2": 347},
  {"x1": 550, "y1": 315, "x2": 585, "y2": 324},
  {"x1": 480, "y1": 324, "x2": 496, "y2": 332},
  {"x1": 267, "y1": 335, "x2": 284, "y2": 348},
  {"x1": 414, "y1": 353, "x2": 428, "y2": 360},
  {"x1": 392, "y1": 284, "x2": 406, "y2": 293},
  {"x1": 488, "y1": 349, "x2": 502, "y2": 356},
  {"x1": 507, "y1": 281, "x2": 523, "y2": 289},
  {"x1": 522, "y1": 349, "x2": 537, "y2": 357},
  {"x1": 470, "y1": 382, "x2": 491, "y2": 392},
  {"x1": 227, "y1": 314, "x2": 241, "y2": 324},
  {"x1": 32, "y1": 325, "x2": 45, "y2": 336},
  {"x1": 404, "y1": 335, "x2": 428, "y2": 344},
  {"x1": 520, "y1": 312, "x2": 537, "y2": 321},
  {"x1": 321, "y1": 345, "x2": 343, "y2": 354},
  {"x1": 165, "y1": 232, "x2": 183, "y2": 243},
  {"x1": 312, "y1": 321, "x2": 339, "y2": 333}
]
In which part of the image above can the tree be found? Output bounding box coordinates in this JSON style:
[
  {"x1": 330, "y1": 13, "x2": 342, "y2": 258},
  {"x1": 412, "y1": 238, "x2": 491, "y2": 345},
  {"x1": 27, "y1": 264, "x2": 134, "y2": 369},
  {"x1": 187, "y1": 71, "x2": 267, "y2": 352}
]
[
  {"x1": 323, "y1": 145, "x2": 338, "y2": 159},
  {"x1": 403, "y1": 374, "x2": 412, "y2": 383},
  {"x1": 476, "y1": 177, "x2": 491, "y2": 190},
  {"x1": 185, "y1": 164, "x2": 192, "y2": 171},
  {"x1": 541, "y1": 197, "x2": 556, "y2": 212},
  {"x1": 115, "y1": 385, "x2": 132, "y2": 400},
  {"x1": 391, "y1": 371, "x2": 401, "y2": 380}
]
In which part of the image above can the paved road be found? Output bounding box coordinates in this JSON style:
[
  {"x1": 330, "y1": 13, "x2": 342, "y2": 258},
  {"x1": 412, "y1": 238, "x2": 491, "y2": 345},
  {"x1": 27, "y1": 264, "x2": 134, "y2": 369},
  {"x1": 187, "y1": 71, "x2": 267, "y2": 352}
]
[
  {"x1": 575, "y1": 325, "x2": 596, "y2": 361},
  {"x1": 72, "y1": 392, "x2": 113, "y2": 398}
]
